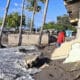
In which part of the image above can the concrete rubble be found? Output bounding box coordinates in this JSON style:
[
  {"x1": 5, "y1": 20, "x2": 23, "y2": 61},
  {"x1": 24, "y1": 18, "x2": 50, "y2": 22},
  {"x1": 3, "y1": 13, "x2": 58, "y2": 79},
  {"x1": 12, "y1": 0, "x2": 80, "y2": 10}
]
[
  {"x1": 51, "y1": 39, "x2": 80, "y2": 60},
  {"x1": 0, "y1": 46, "x2": 41, "y2": 80},
  {"x1": 63, "y1": 43, "x2": 80, "y2": 63}
]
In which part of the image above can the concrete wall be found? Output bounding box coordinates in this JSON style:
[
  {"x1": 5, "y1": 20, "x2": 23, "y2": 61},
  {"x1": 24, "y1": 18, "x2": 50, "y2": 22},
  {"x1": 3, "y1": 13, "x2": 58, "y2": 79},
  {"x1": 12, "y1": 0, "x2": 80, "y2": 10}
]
[
  {"x1": 2, "y1": 33, "x2": 8, "y2": 45},
  {"x1": 64, "y1": 1, "x2": 80, "y2": 22},
  {"x1": 8, "y1": 34, "x2": 49, "y2": 46}
]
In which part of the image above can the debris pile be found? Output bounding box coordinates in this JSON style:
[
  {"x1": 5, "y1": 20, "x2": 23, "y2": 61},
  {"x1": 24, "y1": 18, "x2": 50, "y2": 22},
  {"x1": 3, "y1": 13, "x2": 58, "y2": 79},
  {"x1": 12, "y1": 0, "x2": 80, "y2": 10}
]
[{"x1": 0, "y1": 46, "x2": 42, "y2": 80}]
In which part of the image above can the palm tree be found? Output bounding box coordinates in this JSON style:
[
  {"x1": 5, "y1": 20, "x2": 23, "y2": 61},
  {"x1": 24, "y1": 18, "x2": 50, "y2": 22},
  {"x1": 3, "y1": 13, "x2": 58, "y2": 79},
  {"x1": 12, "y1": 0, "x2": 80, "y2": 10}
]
[
  {"x1": 0, "y1": 0, "x2": 10, "y2": 47},
  {"x1": 27, "y1": 0, "x2": 41, "y2": 33},
  {"x1": 38, "y1": 0, "x2": 49, "y2": 45},
  {"x1": 29, "y1": 0, "x2": 36, "y2": 33},
  {"x1": 18, "y1": 0, "x2": 25, "y2": 46}
]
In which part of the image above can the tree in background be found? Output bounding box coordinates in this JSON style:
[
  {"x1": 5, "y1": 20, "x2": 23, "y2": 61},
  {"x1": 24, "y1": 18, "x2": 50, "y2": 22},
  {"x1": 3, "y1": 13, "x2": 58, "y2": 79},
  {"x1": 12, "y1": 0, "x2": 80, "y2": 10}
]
[
  {"x1": 57, "y1": 14, "x2": 71, "y2": 27},
  {"x1": 57, "y1": 14, "x2": 76, "y2": 32},
  {"x1": 26, "y1": 0, "x2": 42, "y2": 33},
  {"x1": 43, "y1": 22, "x2": 65, "y2": 31},
  {"x1": 6, "y1": 12, "x2": 26, "y2": 29},
  {"x1": 43, "y1": 22, "x2": 55, "y2": 29},
  {"x1": 43, "y1": 22, "x2": 76, "y2": 32},
  {"x1": 43, "y1": 14, "x2": 76, "y2": 32}
]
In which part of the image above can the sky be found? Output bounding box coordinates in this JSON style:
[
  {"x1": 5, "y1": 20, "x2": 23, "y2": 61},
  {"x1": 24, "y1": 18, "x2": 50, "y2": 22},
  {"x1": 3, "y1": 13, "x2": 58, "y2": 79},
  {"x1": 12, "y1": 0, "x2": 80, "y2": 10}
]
[{"x1": 0, "y1": 0, "x2": 67, "y2": 28}]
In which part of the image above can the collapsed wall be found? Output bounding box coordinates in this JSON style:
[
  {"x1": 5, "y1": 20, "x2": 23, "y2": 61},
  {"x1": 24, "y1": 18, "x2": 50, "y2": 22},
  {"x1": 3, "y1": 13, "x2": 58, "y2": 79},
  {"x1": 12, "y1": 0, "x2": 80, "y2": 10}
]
[{"x1": 64, "y1": 0, "x2": 80, "y2": 25}]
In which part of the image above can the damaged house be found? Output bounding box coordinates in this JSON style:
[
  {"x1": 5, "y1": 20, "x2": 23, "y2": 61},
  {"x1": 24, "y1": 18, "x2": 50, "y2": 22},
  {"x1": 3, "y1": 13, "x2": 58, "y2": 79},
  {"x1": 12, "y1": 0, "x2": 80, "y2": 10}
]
[{"x1": 64, "y1": 0, "x2": 80, "y2": 25}]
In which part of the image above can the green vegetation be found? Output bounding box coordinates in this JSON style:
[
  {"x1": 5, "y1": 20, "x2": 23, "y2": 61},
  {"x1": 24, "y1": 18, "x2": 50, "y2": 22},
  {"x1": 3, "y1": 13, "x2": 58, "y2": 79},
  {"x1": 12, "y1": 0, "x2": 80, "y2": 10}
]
[
  {"x1": 6, "y1": 12, "x2": 26, "y2": 28},
  {"x1": 0, "y1": 12, "x2": 32, "y2": 29},
  {"x1": 43, "y1": 14, "x2": 77, "y2": 32},
  {"x1": 26, "y1": 0, "x2": 41, "y2": 12}
]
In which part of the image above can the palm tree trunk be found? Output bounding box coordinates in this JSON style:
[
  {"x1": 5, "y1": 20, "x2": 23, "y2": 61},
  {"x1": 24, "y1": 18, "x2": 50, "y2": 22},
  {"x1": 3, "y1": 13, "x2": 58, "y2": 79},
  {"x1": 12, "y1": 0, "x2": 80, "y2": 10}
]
[
  {"x1": 0, "y1": 0, "x2": 10, "y2": 47},
  {"x1": 30, "y1": 9, "x2": 35, "y2": 33},
  {"x1": 18, "y1": 0, "x2": 25, "y2": 46},
  {"x1": 38, "y1": 0, "x2": 49, "y2": 45},
  {"x1": 30, "y1": 0, "x2": 36, "y2": 33}
]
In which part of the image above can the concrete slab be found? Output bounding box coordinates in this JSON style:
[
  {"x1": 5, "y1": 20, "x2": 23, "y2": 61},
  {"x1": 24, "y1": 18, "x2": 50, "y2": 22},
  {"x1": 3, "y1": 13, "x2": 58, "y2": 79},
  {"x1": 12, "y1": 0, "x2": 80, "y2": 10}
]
[
  {"x1": 51, "y1": 39, "x2": 80, "y2": 60},
  {"x1": 63, "y1": 43, "x2": 80, "y2": 63}
]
